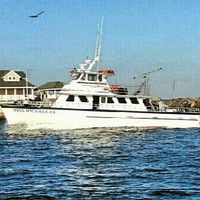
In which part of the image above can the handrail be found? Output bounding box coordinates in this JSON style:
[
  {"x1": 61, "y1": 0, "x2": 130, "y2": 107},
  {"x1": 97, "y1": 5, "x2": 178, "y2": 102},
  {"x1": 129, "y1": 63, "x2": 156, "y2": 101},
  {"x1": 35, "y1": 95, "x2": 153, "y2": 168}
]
[
  {"x1": 16, "y1": 100, "x2": 52, "y2": 108},
  {"x1": 167, "y1": 107, "x2": 200, "y2": 113}
]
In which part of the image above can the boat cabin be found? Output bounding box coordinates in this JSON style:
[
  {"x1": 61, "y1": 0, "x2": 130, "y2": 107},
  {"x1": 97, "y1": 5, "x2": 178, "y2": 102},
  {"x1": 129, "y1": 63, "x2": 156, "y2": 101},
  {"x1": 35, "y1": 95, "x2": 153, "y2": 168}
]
[
  {"x1": 52, "y1": 69, "x2": 151, "y2": 112},
  {"x1": 70, "y1": 69, "x2": 111, "y2": 85}
]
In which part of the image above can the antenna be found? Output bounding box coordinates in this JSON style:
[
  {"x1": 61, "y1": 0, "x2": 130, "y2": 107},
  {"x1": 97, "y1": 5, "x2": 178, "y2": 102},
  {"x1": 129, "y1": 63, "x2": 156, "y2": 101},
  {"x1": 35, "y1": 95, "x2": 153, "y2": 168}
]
[{"x1": 172, "y1": 79, "x2": 176, "y2": 98}]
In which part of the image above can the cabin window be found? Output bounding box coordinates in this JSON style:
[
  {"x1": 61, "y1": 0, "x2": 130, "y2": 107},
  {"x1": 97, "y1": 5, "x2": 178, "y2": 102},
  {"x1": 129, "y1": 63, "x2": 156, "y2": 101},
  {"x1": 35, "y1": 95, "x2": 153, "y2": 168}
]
[
  {"x1": 117, "y1": 97, "x2": 127, "y2": 103},
  {"x1": 98, "y1": 75, "x2": 102, "y2": 81},
  {"x1": 48, "y1": 90, "x2": 54, "y2": 95},
  {"x1": 130, "y1": 97, "x2": 139, "y2": 104},
  {"x1": 81, "y1": 74, "x2": 86, "y2": 80},
  {"x1": 101, "y1": 97, "x2": 106, "y2": 103},
  {"x1": 66, "y1": 95, "x2": 74, "y2": 102},
  {"x1": 143, "y1": 99, "x2": 150, "y2": 107},
  {"x1": 79, "y1": 95, "x2": 89, "y2": 102},
  {"x1": 88, "y1": 74, "x2": 97, "y2": 81},
  {"x1": 107, "y1": 97, "x2": 114, "y2": 103},
  {"x1": 75, "y1": 73, "x2": 81, "y2": 80}
]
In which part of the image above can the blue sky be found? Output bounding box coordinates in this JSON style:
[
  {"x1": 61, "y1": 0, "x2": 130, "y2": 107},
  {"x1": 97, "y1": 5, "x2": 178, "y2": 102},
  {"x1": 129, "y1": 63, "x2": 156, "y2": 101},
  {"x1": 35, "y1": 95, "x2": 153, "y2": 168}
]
[{"x1": 1, "y1": 0, "x2": 200, "y2": 98}]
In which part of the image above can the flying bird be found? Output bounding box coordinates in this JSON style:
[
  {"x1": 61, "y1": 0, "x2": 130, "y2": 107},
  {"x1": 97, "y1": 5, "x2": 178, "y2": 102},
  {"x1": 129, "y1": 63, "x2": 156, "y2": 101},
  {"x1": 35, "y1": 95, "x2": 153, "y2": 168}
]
[{"x1": 29, "y1": 11, "x2": 44, "y2": 18}]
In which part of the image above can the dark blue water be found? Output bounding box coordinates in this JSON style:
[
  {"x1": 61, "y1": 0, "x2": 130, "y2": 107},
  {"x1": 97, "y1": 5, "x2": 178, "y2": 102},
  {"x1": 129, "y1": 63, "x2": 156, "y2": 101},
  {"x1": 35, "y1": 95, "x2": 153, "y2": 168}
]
[{"x1": 0, "y1": 121, "x2": 200, "y2": 200}]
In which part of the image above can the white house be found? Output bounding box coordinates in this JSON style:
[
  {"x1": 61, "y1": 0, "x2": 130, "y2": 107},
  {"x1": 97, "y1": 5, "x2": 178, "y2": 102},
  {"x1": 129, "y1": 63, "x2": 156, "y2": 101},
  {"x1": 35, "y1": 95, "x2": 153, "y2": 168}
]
[{"x1": 0, "y1": 70, "x2": 35, "y2": 103}]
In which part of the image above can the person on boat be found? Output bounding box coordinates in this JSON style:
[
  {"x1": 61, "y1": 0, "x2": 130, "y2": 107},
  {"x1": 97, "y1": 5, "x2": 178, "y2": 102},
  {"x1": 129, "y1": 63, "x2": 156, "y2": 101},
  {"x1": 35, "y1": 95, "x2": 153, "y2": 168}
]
[
  {"x1": 158, "y1": 99, "x2": 167, "y2": 112},
  {"x1": 23, "y1": 98, "x2": 30, "y2": 106}
]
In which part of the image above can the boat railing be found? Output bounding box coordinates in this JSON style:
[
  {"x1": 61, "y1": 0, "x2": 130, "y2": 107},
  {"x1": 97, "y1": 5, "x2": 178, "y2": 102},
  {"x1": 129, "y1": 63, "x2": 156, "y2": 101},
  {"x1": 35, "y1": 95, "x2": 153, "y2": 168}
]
[
  {"x1": 152, "y1": 106, "x2": 200, "y2": 113},
  {"x1": 16, "y1": 100, "x2": 52, "y2": 108},
  {"x1": 110, "y1": 85, "x2": 149, "y2": 96},
  {"x1": 29, "y1": 101, "x2": 52, "y2": 108},
  {"x1": 166, "y1": 107, "x2": 200, "y2": 113}
]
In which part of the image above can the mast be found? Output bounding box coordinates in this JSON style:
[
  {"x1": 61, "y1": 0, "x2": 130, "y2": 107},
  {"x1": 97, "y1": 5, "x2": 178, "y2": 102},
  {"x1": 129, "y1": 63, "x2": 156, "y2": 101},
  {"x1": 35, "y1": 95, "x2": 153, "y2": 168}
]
[
  {"x1": 143, "y1": 67, "x2": 162, "y2": 95},
  {"x1": 134, "y1": 67, "x2": 162, "y2": 95}
]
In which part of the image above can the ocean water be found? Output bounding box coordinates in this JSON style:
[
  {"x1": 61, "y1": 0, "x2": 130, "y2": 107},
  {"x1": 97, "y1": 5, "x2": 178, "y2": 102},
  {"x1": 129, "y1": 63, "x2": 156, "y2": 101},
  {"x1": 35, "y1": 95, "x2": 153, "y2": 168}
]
[{"x1": 0, "y1": 121, "x2": 200, "y2": 200}]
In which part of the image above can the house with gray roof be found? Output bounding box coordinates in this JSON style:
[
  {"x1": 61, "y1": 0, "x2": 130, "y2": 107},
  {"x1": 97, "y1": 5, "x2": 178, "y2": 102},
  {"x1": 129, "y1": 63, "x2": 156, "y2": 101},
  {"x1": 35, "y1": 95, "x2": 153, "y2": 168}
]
[
  {"x1": 37, "y1": 81, "x2": 64, "y2": 101},
  {"x1": 0, "y1": 70, "x2": 35, "y2": 103}
]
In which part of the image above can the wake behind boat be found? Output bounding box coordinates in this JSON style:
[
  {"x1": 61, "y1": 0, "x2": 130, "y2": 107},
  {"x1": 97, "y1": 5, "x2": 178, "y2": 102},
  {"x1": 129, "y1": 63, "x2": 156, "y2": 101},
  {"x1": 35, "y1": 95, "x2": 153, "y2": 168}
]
[{"x1": 1, "y1": 20, "x2": 200, "y2": 129}]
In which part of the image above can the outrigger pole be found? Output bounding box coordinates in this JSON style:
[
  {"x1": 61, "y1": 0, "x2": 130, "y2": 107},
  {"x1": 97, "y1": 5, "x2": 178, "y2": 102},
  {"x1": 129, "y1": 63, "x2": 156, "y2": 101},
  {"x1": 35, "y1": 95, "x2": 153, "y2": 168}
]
[
  {"x1": 96, "y1": 16, "x2": 104, "y2": 70},
  {"x1": 88, "y1": 16, "x2": 104, "y2": 71}
]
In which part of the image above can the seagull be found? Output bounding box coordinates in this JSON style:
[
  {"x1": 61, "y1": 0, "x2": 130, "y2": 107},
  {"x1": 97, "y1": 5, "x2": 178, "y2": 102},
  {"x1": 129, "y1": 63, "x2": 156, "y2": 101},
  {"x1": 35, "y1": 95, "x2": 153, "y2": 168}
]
[{"x1": 29, "y1": 11, "x2": 44, "y2": 18}]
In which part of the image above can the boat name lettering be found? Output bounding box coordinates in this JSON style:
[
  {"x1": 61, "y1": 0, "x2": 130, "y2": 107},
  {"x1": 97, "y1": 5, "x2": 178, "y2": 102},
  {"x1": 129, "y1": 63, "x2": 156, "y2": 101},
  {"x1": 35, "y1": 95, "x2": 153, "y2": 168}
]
[{"x1": 13, "y1": 108, "x2": 55, "y2": 114}]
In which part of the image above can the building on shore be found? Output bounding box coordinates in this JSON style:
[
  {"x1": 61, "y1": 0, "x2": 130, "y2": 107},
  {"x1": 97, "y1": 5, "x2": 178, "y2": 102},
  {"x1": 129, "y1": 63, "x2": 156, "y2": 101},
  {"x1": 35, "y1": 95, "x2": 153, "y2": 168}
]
[
  {"x1": 0, "y1": 70, "x2": 35, "y2": 104},
  {"x1": 37, "y1": 81, "x2": 64, "y2": 102}
]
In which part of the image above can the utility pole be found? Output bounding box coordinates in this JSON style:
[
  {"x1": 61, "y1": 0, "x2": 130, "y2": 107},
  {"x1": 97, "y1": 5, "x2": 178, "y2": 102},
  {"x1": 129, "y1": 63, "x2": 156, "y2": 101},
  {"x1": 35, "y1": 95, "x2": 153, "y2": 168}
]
[{"x1": 26, "y1": 68, "x2": 32, "y2": 99}]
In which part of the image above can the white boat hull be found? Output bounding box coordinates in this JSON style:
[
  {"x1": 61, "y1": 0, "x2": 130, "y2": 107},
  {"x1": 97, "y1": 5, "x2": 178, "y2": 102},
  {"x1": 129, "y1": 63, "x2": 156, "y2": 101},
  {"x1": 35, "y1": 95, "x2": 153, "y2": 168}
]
[{"x1": 1, "y1": 106, "x2": 200, "y2": 129}]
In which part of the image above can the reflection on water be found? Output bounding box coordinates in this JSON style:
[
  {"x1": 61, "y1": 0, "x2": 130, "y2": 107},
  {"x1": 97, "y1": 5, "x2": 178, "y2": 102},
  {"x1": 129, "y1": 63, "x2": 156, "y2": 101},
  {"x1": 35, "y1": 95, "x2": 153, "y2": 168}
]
[{"x1": 0, "y1": 122, "x2": 200, "y2": 199}]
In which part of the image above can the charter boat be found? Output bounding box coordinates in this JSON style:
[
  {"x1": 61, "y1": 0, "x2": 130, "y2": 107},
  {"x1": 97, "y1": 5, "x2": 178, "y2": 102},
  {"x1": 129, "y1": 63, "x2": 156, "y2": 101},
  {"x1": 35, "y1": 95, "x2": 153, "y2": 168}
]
[{"x1": 1, "y1": 21, "x2": 200, "y2": 129}]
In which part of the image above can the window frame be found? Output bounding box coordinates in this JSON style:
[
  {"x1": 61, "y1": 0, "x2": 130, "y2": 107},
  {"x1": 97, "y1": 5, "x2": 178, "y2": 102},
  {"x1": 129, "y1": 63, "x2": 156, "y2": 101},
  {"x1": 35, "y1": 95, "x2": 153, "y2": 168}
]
[
  {"x1": 117, "y1": 97, "x2": 127, "y2": 104},
  {"x1": 107, "y1": 97, "x2": 114, "y2": 103},
  {"x1": 130, "y1": 97, "x2": 139, "y2": 104},
  {"x1": 66, "y1": 95, "x2": 75, "y2": 102},
  {"x1": 78, "y1": 95, "x2": 89, "y2": 102}
]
